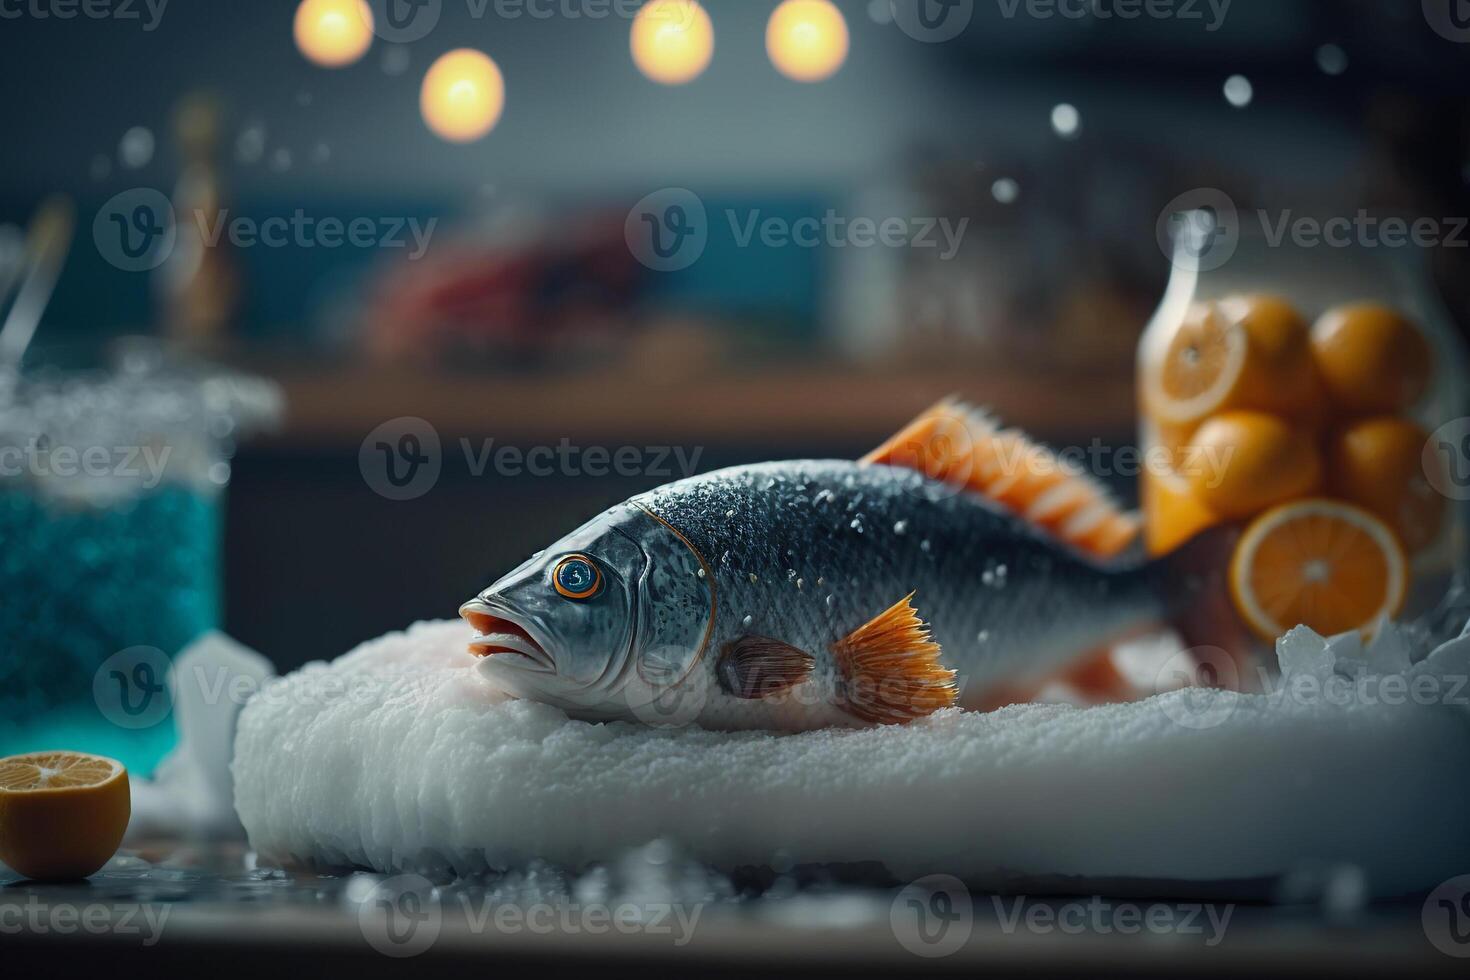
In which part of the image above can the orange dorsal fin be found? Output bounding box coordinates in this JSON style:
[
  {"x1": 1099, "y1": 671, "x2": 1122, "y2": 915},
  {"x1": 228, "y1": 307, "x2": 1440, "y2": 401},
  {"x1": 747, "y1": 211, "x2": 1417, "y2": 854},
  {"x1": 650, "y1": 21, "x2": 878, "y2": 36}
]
[
  {"x1": 831, "y1": 593, "x2": 957, "y2": 725},
  {"x1": 863, "y1": 398, "x2": 1141, "y2": 560}
]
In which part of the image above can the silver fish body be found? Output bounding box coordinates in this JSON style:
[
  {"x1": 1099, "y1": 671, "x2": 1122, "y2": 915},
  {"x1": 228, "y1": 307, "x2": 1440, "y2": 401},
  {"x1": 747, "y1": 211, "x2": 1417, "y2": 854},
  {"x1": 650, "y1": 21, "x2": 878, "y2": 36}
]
[{"x1": 463, "y1": 459, "x2": 1169, "y2": 730}]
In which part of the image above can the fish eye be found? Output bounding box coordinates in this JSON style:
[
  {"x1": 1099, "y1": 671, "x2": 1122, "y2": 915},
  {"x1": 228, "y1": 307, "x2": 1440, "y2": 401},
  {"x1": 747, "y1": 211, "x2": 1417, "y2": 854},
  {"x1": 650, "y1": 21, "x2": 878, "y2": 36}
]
[{"x1": 553, "y1": 554, "x2": 602, "y2": 600}]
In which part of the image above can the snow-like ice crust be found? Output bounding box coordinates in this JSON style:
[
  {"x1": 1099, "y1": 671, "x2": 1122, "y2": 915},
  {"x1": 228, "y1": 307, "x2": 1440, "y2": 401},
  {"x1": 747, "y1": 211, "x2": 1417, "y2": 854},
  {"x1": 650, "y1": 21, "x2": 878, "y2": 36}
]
[{"x1": 233, "y1": 619, "x2": 1470, "y2": 896}]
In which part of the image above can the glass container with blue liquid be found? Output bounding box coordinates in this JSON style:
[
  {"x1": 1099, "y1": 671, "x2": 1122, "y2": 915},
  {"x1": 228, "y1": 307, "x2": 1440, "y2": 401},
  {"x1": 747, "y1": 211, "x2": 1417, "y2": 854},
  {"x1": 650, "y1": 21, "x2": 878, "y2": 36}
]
[{"x1": 0, "y1": 341, "x2": 279, "y2": 774}]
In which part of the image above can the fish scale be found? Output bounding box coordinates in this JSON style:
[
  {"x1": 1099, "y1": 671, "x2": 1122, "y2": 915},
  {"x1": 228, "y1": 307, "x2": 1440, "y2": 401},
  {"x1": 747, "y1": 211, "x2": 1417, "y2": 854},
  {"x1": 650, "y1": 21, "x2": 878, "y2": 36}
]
[{"x1": 632, "y1": 460, "x2": 1162, "y2": 728}]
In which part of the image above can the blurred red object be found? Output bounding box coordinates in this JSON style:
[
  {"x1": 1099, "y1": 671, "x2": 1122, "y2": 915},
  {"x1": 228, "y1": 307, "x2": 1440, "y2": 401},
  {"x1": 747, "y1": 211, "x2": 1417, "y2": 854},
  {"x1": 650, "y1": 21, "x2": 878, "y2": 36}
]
[{"x1": 362, "y1": 211, "x2": 644, "y2": 366}]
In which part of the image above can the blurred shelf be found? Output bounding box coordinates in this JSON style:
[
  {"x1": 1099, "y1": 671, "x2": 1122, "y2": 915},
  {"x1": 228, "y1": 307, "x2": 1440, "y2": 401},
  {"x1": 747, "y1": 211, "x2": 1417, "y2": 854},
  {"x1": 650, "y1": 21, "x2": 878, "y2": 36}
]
[{"x1": 235, "y1": 357, "x2": 1137, "y2": 451}]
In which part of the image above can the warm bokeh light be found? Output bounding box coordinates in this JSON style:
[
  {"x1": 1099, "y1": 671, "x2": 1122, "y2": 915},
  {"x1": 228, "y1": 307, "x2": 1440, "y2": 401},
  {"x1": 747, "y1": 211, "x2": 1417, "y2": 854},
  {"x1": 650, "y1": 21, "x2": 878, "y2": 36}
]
[
  {"x1": 767, "y1": 0, "x2": 848, "y2": 83},
  {"x1": 293, "y1": 0, "x2": 374, "y2": 68},
  {"x1": 420, "y1": 49, "x2": 506, "y2": 143},
  {"x1": 630, "y1": 0, "x2": 714, "y2": 86}
]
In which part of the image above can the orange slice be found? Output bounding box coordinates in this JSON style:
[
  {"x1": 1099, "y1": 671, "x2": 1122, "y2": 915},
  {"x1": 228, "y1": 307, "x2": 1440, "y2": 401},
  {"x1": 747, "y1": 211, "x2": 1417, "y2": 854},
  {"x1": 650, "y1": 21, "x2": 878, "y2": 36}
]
[
  {"x1": 1327, "y1": 416, "x2": 1445, "y2": 554},
  {"x1": 0, "y1": 751, "x2": 130, "y2": 881},
  {"x1": 1229, "y1": 499, "x2": 1408, "y2": 640},
  {"x1": 1144, "y1": 295, "x2": 1317, "y2": 425}
]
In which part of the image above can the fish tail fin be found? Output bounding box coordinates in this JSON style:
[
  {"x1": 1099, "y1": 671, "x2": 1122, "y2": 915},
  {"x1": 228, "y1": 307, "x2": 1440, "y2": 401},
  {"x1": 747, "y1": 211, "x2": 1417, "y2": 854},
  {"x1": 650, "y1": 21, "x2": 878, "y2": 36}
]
[
  {"x1": 1148, "y1": 525, "x2": 1259, "y2": 690},
  {"x1": 863, "y1": 398, "x2": 1141, "y2": 561}
]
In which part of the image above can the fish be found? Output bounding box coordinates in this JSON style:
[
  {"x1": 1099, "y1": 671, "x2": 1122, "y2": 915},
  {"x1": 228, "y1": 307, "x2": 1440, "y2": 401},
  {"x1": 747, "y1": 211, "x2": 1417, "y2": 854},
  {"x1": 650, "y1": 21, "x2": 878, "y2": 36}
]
[{"x1": 460, "y1": 399, "x2": 1236, "y2": 730}]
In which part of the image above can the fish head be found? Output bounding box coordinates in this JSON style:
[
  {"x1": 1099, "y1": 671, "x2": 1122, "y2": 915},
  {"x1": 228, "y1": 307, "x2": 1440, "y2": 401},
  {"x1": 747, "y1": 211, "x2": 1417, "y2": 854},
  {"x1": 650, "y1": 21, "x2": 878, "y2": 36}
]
[{"x1": 460, "y1": 503, "x2": 714, "y2": 717}]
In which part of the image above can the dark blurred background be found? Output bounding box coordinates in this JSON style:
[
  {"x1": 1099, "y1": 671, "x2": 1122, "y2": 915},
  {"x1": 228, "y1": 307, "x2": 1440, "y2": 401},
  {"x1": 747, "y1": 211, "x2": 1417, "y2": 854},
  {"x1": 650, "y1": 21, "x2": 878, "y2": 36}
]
[{"x1": 2, "y1": 0, "x2": 1469, "y2": 671}]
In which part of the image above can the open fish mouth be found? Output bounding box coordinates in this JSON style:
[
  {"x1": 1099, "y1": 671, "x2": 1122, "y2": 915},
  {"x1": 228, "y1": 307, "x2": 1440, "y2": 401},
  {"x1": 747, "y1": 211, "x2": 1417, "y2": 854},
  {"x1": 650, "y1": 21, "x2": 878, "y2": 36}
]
[{"x1": 459, "y1": 599, "x2": 555, "y2": 673}]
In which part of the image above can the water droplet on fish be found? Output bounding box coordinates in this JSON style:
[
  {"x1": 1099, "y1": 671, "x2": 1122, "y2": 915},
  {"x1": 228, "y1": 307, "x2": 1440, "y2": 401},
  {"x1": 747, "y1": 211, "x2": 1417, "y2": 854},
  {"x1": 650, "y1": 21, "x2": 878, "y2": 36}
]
[
  {"x1": 742, "y1": 614, "x2": 753, "y2": 628},
  {"x1": 826, "y1": 595, "x2": 835, "y2": 609},
  {"x1": 894, "y1": 520, "x2": 908, "y2": 535},
  {"x1": 816, "y1": 577, "x2": 825, "y2": 586},
  {"x1": 850, "y1": 518, "x2": 864, "y2": 533},
  {"x1": 796, "y1": 578, "x2": 805, "y2": 590},
  {"x1": 726, "y1": 509, "x2": 736, "y2": 518},
  {"x1": 749, "y1": 573, "x2": 759, "y2": 584},
  {"x1": 696, "y1": 568, "x2": 706, "y2": 579},
  {"x1": 788, "y1": 569, "x2": 798, "y2": 581}
]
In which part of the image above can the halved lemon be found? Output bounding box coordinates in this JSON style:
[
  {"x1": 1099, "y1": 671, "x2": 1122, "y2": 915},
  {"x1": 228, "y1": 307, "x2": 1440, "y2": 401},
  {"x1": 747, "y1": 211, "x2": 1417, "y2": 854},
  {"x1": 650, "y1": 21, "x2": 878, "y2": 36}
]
[
  {"x1": 0, "y1": 751, "x2": 130, "y2": 881},
  {"x1": 1229, "y1": 499, "x2": 1408, "y2": 640}
]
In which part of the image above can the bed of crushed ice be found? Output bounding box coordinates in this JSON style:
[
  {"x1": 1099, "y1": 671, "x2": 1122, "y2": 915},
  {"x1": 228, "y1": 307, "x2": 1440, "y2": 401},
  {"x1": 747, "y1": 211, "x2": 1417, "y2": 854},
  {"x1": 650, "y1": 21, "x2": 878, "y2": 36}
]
[{"x1": 142, "y1": 597, "x2": 1468, "y2": 906}]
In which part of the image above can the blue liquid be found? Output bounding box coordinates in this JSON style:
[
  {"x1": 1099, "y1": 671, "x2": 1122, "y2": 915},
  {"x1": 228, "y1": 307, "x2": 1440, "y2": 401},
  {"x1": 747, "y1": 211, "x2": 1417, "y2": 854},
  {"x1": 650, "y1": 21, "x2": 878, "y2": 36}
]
[{"x1": 0, "y1": 486, "x2": 219, "y2": 775}]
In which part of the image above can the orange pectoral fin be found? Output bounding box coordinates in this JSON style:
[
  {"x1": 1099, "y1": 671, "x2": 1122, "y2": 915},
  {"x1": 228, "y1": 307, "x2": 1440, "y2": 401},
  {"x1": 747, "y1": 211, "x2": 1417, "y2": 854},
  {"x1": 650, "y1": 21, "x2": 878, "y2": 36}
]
[
  {"x1": 831, "y1": 593, "x2": 957, "y2": 725},
  {"x1": 717, "y1": 636, "x2": 816, "y2": 700},
  {"x1": 864, "y1": 399, "x2": 1141, "y2": 561}
]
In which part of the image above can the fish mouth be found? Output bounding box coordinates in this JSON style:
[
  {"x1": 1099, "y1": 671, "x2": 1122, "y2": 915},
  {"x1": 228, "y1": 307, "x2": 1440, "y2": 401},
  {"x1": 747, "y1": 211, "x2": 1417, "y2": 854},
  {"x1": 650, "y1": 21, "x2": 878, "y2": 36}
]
[{"x1": 459, "y1": 599, "x2": 555, "y2": 673}]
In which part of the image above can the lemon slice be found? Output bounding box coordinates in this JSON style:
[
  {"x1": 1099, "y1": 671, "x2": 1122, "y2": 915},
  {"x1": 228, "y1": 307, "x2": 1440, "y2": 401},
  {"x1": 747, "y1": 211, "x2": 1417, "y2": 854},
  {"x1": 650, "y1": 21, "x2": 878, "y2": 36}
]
[
  {"x1": 1229, "y1": 499, "x2": 1408, "y2": 640},
  {"x1": 0, "y1": 751, "x2": 130, "y2": 881}
]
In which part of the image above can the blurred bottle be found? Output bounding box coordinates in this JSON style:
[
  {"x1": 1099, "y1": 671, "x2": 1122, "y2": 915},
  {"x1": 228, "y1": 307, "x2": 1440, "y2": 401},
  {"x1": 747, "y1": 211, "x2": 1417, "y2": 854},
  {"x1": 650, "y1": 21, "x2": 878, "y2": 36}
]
[
  {"x1": 159, "y1": 93, "x2": 239, "y2": 349},
  {"x1": 1139, "y1": 211, "x2": 1467, "y2": 655}
]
